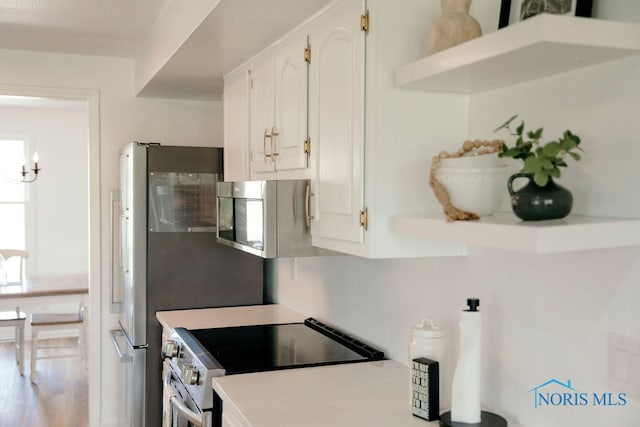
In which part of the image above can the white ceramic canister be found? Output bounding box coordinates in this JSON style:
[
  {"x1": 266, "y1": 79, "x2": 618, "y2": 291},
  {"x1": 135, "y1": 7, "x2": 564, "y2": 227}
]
[{"x1": 409, "y1": 319, "x2": 448, "y2": 409}]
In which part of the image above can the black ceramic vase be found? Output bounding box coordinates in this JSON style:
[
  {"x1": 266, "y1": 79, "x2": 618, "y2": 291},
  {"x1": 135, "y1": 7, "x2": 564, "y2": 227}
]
[{"x1": 507, "y1": 173, "x2": 573, "y2": 221}]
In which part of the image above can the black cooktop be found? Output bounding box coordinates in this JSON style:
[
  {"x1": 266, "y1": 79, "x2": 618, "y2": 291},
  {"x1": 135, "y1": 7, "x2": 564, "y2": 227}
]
[{"x1": 188, "y1": 318, "x2": 384, "y2": 375}]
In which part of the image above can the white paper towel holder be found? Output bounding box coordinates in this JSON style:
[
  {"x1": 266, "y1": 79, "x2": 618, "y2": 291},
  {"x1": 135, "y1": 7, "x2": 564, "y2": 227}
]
[{"x1": 439, "y1": 298, "x2": 507, "y2": 427}]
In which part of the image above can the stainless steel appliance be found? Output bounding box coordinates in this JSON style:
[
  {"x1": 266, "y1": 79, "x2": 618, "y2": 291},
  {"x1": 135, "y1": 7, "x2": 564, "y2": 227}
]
[
  {"x1": 216, "y1": 180, "x2": 333, "y2": 258},
  {"x1": 111, "y1": 143, "x2": 266, "y2": 427},
  {"x1": 162, "y1": 318, "x2": 385, "y2": 427}
]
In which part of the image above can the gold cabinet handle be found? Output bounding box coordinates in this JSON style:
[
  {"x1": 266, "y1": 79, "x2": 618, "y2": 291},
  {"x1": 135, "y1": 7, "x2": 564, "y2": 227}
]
[
  {"x1": 305, "y1": 181, "x2": 314, "y2": 228},
  {"x1": 263, "y1": 127, "x2": 279, "y2": 162},
  {"x1": 263, "y1": 128, "x2": 271, "y2": 162},
  {"x1": 270, "y1": 126, "x2": 279, "y2": 159}
]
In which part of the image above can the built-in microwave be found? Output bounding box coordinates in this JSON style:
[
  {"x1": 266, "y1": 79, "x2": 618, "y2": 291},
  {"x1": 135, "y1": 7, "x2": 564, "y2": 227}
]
[{"x1": 216, "y1": 179, "x2": 334, "y2": 258}]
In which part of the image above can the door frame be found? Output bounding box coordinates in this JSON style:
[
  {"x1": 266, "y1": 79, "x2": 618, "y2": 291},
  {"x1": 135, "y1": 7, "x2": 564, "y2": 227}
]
[{"x1": 0, "y1": 84, "x2": 101, "y2": 427}]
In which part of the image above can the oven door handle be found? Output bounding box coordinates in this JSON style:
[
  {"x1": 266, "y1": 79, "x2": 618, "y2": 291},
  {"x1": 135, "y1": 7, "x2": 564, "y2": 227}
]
[
  {"x1": 164, "y1": 369, "x2": 204, "y2": 427},
  {"x1": 171, "y1": 396, "x2": 204, "y2": 426}
]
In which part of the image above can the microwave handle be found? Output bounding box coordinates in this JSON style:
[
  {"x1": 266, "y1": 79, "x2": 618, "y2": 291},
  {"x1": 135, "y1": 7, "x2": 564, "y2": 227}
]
[{"x1": 305, "y1": 181, "x2": 314, "y2": 228}]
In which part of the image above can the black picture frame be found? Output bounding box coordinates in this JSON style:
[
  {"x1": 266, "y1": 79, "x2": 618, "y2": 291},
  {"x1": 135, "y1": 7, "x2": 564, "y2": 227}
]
[{"x1": 499, "y1": 0, "x2": 593, "y2": 29}]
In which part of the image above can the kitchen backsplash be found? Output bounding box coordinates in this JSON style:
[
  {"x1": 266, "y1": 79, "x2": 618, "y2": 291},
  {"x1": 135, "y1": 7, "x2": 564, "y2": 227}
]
[{"x1": 275, "y1": 245, "x2": 640, "y2": 426}]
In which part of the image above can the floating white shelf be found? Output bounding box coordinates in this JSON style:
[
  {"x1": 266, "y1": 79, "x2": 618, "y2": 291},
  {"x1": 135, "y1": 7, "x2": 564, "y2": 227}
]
[
  {"x1": 395, "y1": 14, "x2": 640, "y2": 93},
  {"x1": 393, "y1": 213, "x2": 640, "y2": 254}
]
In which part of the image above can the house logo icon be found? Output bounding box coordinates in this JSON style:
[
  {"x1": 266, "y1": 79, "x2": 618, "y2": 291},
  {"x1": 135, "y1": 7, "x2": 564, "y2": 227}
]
[
  {"x1": 528, "y1": 379, "x2": 580, "y2": 408},
  {"x1": 528, "y1": 378, "x2": 627, "y2": 408}
]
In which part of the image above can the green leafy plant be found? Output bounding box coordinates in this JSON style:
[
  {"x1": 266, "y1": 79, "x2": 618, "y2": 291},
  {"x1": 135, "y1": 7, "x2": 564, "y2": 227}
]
[{"x1": 495, "y1": 115, "x2": 583, "y2": 187}]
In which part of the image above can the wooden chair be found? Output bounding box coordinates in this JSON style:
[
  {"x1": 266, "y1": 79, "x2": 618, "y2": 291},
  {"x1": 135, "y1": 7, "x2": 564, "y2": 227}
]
[
  {"x1": 29, "y1": 303, "x2": 86, "y2": 383},
  {"x1": 0, "y1": 249, "x2": 29, "y2": 284},
  {"x1": 0, "y1": 307, "x2": 26, "y2": 375},
  {"x1": 0, "y1": 252, "x2": 29, "y2": 375}
]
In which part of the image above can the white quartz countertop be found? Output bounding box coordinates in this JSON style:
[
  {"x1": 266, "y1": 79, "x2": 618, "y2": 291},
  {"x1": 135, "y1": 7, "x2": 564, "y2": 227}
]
[
  {"x1": 213, "y1": 360, "x2": 440, "y2": 427},
  {"x1": 158, "y1": 305, "x2": 519, "y2": 427},
  {"x1": 155, "y1": 304, "x2": 305, "y2": 332}
]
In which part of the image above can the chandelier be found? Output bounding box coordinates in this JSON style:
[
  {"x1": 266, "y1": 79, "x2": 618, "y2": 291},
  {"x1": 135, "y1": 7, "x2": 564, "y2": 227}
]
[{"x1": 20, "y1": 152, "x2": 41, "y2": 183}]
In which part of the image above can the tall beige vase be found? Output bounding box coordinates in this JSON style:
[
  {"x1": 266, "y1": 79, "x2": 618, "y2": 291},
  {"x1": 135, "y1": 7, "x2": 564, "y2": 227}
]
[{"x1": 427, "y1": 0, "x2": 482, "y2": 54}]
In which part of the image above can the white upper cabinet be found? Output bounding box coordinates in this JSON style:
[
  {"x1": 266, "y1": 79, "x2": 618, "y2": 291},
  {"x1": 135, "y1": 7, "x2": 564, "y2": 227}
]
[
  {"x1": 249, "y1": 35, "x2": 310, "y2": 178},
  {"x1": 249, "y1": 56, "x2": 276, "y2": 174},
  {"x1": 308, "y1": 0, "x2": 366, "y2": 247},
  {"x1": 223, "y1": 69, "x2": 251, "y2": 182},
  {"x1": 307, "y1": 0, "x2": 467, "y2": 258},
  {"x1": 223, "y1": 0, "x2": 468, "y2": 258},
  {"x1": 223, "y1": 2, "x2": 640, "y2": 256},
  {"x1": 274, "y1": 36, "x2": 310, "y2": 171}
]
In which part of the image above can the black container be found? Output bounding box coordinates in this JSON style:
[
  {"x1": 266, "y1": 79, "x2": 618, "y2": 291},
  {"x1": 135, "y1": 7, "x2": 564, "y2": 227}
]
[
  {"x1": 412, "y1": 357, "x2": 439, "y2": 421},
  {"x1": 507, "y1": 173, "x2": 573, "y2": 221}
]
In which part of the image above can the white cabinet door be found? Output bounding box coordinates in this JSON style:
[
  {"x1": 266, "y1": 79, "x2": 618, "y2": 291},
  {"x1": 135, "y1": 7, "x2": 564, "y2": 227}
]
[
  {"x1": 274, "y1": 36, "x2": 309, "y2": 171},
  {"x1": 309, "y1": 0, "x2": 366, "y2": 245},
  {"x1": 223, "y1": 70, "x2": 251, "y2": 182},
  {"x1": 249, "y1": 57, "x2": 276, "y2": 174},
  {"x1": 250, "y1": 36, "x2": 309, "y2": 177}
]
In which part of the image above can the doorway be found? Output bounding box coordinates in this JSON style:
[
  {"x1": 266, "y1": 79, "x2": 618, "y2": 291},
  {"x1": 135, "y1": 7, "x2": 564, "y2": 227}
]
[{"x1": 0, "y1": 86, "x2": 100, "y2": 427}]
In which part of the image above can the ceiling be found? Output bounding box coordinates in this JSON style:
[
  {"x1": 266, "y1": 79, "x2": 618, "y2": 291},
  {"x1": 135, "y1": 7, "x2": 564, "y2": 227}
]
[
  {"x1": 0, "y1": 0, "x2": 169, "y2": 57},
  {"x1": 0, "y1": 0, "x2": 332, "y2": 100}
]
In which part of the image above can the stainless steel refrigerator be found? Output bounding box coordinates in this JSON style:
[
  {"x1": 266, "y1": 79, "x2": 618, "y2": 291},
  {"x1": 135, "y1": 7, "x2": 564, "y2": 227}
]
[{"x1": 111, "y1": 142, "x2": 265, "y2": 427}]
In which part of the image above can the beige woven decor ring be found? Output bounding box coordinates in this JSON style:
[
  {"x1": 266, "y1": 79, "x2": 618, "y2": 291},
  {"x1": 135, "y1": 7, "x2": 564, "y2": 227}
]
[{"x1": 429, "y1": 139, "x2": 503, "y2": 222}]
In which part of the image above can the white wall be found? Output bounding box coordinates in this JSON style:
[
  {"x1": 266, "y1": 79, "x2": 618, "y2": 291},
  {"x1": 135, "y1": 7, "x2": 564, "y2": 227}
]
[
  {"x1": 0, "y1": 105, "x2": 89, "y2": 276},
  {"x1": 275, "y1": 3, "x2": 640, "y2": 427},
  {"x1": 0, "y1": 48, "x2": 222, "y2": 427},
  {"x1": 277, "y1": 245, "x2": 640, "y2": 426}
]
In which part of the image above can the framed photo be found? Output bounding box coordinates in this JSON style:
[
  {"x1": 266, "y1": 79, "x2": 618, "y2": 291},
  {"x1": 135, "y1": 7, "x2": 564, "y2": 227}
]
[{"x1": 498, "y1": 0, "x2": 593, "y2": 29}]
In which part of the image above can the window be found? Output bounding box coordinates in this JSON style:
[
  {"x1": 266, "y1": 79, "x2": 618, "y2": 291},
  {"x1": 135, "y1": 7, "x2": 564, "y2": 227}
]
[{"x1": 0, "y1": 139, "x2": 27, "y2": 281}]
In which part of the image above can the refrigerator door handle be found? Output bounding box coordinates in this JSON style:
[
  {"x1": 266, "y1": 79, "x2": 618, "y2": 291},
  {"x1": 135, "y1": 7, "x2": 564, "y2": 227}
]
[
  {"x1": 110, "y1": 329, "x2": 133, "y2": 362},
  {"x1": 109, "y1": 189, "x2": 123, "y2": 313}
]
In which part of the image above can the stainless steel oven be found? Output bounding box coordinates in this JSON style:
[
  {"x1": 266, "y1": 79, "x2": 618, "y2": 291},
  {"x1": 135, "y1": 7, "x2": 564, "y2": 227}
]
[
  {"x1": 163, "y1": 361, "x2": 211, "y2": 427},
  {"x1": 162, "y1": 319, "x2": 385, "y2": 427},
  {"x1": 162, "y1": 325, "x2": 226, "y2": 427}
]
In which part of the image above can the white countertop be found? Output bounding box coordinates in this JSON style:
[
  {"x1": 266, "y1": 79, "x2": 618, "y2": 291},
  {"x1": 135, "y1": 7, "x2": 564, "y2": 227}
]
[
  {"x1": 213, "y1": 360, "x2": 439, "y2": 427},
  {"x1": 158, "y1": 304, "x2": 519, "y2": 427},
  {"x1": 155, "y1": 303, "x2": 305, "y2": 332}
]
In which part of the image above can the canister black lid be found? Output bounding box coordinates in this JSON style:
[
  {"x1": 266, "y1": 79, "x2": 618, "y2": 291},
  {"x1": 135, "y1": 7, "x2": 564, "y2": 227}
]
[{"x1": 465, "y1": 298, "x2": 480, "y2": 312}]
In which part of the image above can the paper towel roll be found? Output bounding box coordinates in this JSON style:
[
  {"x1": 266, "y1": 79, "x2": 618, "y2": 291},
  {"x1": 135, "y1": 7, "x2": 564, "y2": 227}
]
[{"x1": 450, "y1": 302, "x2": 481, "y2": 423}]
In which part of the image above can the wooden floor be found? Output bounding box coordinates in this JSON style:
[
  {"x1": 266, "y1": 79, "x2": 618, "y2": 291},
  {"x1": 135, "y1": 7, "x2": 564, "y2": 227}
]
[{"x1": 0, "y1": 338, "x2": 88, "y2": 427}]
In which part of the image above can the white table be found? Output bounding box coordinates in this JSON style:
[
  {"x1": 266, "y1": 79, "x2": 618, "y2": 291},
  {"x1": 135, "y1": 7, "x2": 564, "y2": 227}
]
[
  {"x1": 0, "y1": 274, "x2": 88, "y2": 303},
  {"x1": 0, "y1": 274, "x2": 89, "y2": 371}
]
